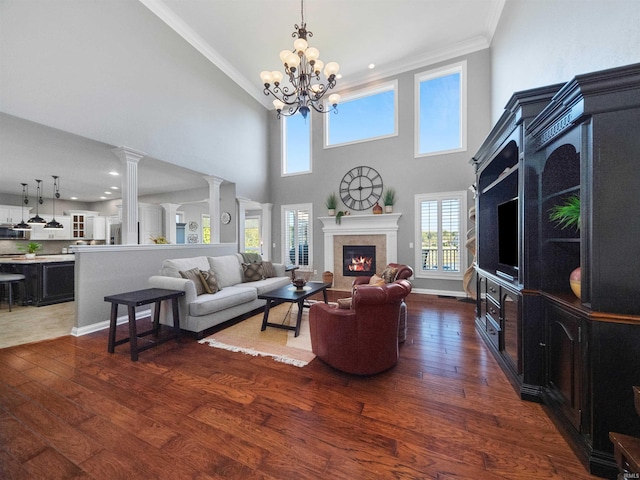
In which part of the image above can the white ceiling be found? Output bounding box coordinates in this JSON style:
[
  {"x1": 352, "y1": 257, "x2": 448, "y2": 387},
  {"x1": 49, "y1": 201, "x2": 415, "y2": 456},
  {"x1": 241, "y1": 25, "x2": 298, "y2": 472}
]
[{"x1": 0, "y1": 0, "x2": 505, "y2": 202}]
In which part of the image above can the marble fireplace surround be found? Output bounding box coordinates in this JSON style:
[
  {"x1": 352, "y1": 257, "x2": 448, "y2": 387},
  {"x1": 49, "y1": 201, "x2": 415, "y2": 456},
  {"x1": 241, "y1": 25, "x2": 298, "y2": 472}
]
[{"x1": 319, "y1": 214, "x2": 401, "y2": 290}]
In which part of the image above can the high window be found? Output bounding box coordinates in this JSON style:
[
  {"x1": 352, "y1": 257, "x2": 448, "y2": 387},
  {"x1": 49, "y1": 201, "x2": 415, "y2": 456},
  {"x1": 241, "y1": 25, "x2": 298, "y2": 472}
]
[
  {"x1": 414, "y1": 191, "x2": 466, "y2": 279},
  {"x1": 282, "y1": 113, "x2": 311, "y2": 175},
  {"x1": 415, "y1": 61, "x2": 467, "y2": 157},
  {"x1": 282, "y1": 204, "x2": 312, "y2": 270},
  {"x1": 324, "y1": 80, "x2": 397, "y2": 148}
]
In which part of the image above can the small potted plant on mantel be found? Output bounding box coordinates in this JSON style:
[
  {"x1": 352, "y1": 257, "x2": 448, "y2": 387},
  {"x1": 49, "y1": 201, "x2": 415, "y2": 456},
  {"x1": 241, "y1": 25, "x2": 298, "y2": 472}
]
[
  {"x1": 383, "y1": 187, "x2": 396, "y2": 213},
  {"x1": 325, "y1": 192, "x2": 338, "y2": 216},
  {"x1": 17, "y1": 241, "x2": 42, "y2": 259}
]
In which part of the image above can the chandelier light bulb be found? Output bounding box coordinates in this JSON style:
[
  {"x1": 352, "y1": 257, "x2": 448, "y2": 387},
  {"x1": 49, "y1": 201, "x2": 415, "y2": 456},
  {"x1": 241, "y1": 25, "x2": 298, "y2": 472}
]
[
  {"x1": 304, "y1": 47, "x2": 320, "y2": 62},
  {"x1": 324, "y1": 62, "x2": 340, "y2": 77},
  {"x1": 329, "y1": 93, "x2": 341, "y2": 105},
  {"x1": 273, "y1": 99, "x2": 285, "y2": 111},
  {"x1": 279, "y1": 49, "x2": 292, "y2": 63},
  {"x1": 313, "y1": 60, "x2": 324, "y2": 75},
  {"x1": 293, "y1": 38, "x2": 308, "y2": 53},
  {"x1": 271, "y1": 71, "x2": 284, "y2": 84},
  {"x1": 285, "y1": 52, "x2": 300, "y2": 69},
  {"x1": 310, "y1": 84, "x2": 321, "y2": 93},
  {"x1": 260, "y1": 71, "x2": 273, "y2": 85}
]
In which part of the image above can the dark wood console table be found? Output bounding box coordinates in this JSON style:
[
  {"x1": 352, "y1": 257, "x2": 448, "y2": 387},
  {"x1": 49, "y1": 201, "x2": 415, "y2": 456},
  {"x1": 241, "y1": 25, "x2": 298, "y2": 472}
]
[{"x1": 105, "y1": 288, "x2": 184, "y2": 361}]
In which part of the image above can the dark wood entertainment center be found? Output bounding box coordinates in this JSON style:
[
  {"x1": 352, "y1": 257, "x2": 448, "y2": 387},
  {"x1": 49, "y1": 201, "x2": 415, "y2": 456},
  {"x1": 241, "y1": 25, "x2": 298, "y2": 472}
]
[{"x1": 471, "y1": 63, "x2": 640, "y2": 478}]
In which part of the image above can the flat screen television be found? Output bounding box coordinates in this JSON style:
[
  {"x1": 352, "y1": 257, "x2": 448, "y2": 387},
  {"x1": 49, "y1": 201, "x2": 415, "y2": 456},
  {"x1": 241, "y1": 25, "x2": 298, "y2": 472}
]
[{"x1": 497, "y1": 197, "x2": 518, "y2": 279}]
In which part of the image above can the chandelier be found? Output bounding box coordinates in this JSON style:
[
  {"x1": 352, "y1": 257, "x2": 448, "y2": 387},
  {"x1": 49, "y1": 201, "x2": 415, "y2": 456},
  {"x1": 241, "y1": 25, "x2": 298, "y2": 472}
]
[
  {"x1": 260, "y1": 0, "x2": 340, "y2": 119},
  {"x1": 44, "y1": 175, "x2": 64, "y2": 230},
  {"x1": 27, "y1": 179, "x2": 46, "y2": 225},
  {"x1": 11, "y1": 183, "x2": 32, "y2": 231}
]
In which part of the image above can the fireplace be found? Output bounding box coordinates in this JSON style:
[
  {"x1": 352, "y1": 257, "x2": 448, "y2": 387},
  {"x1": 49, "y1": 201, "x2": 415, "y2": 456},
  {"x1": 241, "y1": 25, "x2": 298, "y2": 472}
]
[{"x1": 343, "y1": 245, "x2": 376, "y2": 277}]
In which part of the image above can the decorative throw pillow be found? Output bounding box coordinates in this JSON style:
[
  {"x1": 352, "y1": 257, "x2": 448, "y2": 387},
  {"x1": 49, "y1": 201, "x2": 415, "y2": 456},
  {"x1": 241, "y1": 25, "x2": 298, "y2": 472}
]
[
  {"x1": 242, "y1": 262, "x2": 263, "y2": 282},
  {"x1": 262, "y1": 261, "x2": 277, "y2": 278},
  {"x1": 200, "y1": 269, "x2": 220, "y2": 294},
  {"x1": 179, "y1": 267, "x2": 207, "y2": 296},
  {"x1": 337, "y1": 297, "x2": 352, "y2": 309},
  {"x1": 381, "y1": 266, "x2": 398, "y2": 284},
  {"x1": 368, "y1": 274, "x2": 385, "y2": 286}
]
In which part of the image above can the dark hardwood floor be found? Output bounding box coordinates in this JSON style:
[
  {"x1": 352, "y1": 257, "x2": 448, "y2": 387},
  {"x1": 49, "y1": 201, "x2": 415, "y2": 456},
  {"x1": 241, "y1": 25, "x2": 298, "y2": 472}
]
[{"x1": 0, "y1": 293, "x2": 603, "y2": 479}]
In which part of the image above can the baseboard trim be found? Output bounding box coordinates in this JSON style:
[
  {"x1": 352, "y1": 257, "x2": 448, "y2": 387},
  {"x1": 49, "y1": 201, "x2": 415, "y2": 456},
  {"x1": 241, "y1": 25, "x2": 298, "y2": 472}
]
[{"x1": 71, "y1": 308, "x2": 152, "y2": 337}]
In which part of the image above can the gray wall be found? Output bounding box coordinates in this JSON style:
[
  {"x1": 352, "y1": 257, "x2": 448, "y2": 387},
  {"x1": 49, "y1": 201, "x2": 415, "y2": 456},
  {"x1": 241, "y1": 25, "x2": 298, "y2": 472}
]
[
  {"x1": 491, "y1": 0, "x2": 640, "y2": 121},
  {"x1": 268, "y1": 49, "x2": 491, "y2": 294},
  {"x1": 0, "y1": 0, "x2": 270, "y2": 201}
]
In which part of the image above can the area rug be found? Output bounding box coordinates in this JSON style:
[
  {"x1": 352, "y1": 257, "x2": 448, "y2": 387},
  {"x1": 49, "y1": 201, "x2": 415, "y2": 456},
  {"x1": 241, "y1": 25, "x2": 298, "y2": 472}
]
[{"x1": 198, "y1": 303, "x2": 318, "y2": 367}]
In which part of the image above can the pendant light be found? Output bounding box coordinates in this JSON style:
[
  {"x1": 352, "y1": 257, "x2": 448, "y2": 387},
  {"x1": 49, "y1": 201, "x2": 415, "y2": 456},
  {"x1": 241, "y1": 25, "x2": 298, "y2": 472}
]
[
  {"x1": 12, "y1": 183, "x2": 32, "y2": 231},
  {"x1": 44, "y1": 176, "x2": 64, "y2": 230},
  {"x1": 27, "y1": 179, "x2": 46, "y2": 225}
]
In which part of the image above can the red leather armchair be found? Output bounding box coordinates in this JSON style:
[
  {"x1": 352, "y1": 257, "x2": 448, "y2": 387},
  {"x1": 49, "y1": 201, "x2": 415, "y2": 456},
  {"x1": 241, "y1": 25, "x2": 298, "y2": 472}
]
[
  {"x1": 309, "y1": 279, "x2": 412, "y2": 375},
  {"x1": 352, "y1": 263, "x2": 414, "y2": 342}
]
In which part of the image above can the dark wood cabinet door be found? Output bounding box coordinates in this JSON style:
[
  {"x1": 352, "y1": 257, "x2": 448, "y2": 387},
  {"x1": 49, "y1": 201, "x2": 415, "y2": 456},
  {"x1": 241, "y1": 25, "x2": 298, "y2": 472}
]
[
  {"x1": 502, "y1": 290, "x2": 521, "y2": 375},
  {"x1": 40, "y1": 262, "x2": 74, "y2": 305},
  {"x1": 545, "y1": 302, "x2": 583, "y2": 431}
]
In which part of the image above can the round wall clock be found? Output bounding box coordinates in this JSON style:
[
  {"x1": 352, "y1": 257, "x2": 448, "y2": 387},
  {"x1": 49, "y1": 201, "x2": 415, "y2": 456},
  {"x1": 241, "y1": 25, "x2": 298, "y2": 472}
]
[
  {"x1": 339, "y1": 166, "x2": 384, "y2": 211},
  {"x1": 221, "y1": 212, "x2": 231, "y2": 225},
  {"x1": 188, "y1": 221, "x2": 198, "y2": 231}
]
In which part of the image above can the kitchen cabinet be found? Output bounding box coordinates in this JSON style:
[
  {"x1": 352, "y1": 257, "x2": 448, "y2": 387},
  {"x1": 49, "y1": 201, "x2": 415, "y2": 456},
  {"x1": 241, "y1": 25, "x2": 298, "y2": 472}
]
[
  {"x1": 65, "y1": 210, "x2": 100, "y2": 239},
  {"x1": 29, "y1": 216, "x2": 71, "y2": 240},
  {"x1": 0, "y1": 205, "x2": 25, "y2": 224},
  {"x1": 0, "y1": 259, "x2": 74, "y2": 306},
  {"x1": 86, "y1": 216, "x2": 107, "y2": 240}
]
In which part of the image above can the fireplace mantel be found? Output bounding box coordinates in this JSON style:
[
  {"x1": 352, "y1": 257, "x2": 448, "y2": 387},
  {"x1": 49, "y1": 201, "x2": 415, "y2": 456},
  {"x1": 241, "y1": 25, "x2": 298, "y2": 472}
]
[{"x1": 319, "y1": 214, "x2": 401, "y2": 288}]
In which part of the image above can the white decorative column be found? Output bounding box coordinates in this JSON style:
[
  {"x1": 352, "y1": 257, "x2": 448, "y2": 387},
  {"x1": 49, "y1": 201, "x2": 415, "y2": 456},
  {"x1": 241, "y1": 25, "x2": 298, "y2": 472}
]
[
  {"x1": 204, "y1": 175, "x2": 224, "y2": 244},
  {"x1": 160, "y1": 203, "x2": 181, "y2": 244},
  {"x1": 112, "y1": 147, "x2": 146, "y2": 245}
]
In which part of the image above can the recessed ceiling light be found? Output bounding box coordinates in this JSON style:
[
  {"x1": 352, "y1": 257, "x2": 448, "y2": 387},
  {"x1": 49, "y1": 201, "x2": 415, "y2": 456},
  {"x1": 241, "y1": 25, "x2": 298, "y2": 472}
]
[
  {"x1": 109, "y1": 171, "x2": 119, "y2": 176},
  {"x1": 110, "y1": 186, "x2": 119, "y2": 190},
  {"x1": 336, "y1": 74, "x2": 343, "y2": 80},
  {"x1": 104, "y1": 191, "x2": 112, "y2": 195},
  {"x1": 70, "y1": 196, "x2": 78, "y2": 200},
  {"x1": 368, "y1": 63, "x2": 375, "y2": 69},
  {"x1": 100, "y1": 196, "x2": 107, "y2": 200}
]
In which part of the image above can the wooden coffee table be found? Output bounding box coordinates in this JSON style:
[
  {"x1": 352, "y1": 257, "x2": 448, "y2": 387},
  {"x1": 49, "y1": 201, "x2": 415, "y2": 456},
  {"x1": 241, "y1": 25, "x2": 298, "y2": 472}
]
[{"x1": 259, "y1": 281, "x2": 331, "y2": 337}]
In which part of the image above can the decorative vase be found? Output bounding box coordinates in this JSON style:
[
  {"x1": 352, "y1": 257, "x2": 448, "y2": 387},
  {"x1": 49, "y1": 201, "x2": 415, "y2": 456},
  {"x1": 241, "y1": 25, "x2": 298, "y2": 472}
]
[
  {"x1": 385, "y1": 205, "x2": 393, "y2": 213},
  {"x1": 25, "y1": 253, "x2": 36, "y2": 259},
  {"x1": 569, "y1": 267, "x2": 581, "y2": 298},
  {"x1": 322, "y1": 271, "x2": 334, "y2": 286},
  {"x1": 328, "y1": 209, "x2": 336, "y2": 216},
  {"x1": 372, "y1": 202, "x2": 383, "y2": 214}
]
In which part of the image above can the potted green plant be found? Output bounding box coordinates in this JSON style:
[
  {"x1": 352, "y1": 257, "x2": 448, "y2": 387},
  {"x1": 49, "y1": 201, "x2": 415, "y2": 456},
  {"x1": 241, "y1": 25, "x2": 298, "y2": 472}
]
[
  {"x1": 383, "y1": 187, "x2": 396, "y2": 213},
  {"x1": 17, "y1": 241, "x2": 42, "y2": 259},
  {"x1": 325, "y1": 192, "x2": 338, "y2": 216},
  {"x1": 549, "y1": 195, "x2": 581, "y2": 297},
  {"x1": 549, "y1": 194, "x2": 580, "y2": 230}
]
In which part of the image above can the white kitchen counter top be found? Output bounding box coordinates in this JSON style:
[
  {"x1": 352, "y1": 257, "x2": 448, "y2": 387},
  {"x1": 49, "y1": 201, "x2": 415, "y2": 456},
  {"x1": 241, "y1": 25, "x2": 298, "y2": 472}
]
[{"x1": 0, "y1": 254, "x2": 75, "y2": 264}]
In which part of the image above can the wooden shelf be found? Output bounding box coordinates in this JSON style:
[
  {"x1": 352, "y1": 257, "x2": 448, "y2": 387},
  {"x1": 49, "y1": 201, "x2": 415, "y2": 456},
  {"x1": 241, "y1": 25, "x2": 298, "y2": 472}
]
[{"x1": 481, "y1": 165, "x2": 519, "y2": 194}]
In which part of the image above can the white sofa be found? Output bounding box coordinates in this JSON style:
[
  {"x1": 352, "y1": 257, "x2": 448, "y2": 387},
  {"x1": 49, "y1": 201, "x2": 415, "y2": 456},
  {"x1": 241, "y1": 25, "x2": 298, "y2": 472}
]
[{"x1": 148, "y1": 254, "x2": 291, "y2": 337}]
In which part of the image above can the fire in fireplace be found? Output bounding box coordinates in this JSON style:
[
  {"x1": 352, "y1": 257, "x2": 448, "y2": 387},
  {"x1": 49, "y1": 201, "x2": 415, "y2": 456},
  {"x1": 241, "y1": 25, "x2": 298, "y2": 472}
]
[{"x1": 343, "y1": 245, "x2": 376, "y2": 277}]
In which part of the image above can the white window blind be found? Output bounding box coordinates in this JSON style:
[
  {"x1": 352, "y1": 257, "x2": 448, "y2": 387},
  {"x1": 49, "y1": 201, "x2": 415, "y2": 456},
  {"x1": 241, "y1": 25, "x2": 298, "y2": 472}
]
[
  {"x1": 415, "y1": 191, "x2": 465, "y2": 278},
  {"x1": 282, "y1": 204, "x2": 312, "y2": 269}
]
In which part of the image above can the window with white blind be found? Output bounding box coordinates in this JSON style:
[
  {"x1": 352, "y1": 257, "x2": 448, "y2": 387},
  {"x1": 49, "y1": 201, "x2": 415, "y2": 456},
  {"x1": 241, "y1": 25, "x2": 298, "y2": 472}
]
[
  {"x1": 281, "y1": 204, "x2": 312, "y2": 270},
  {"x1": 414, "y1": 191, "x2": 466, "y2": 279}
]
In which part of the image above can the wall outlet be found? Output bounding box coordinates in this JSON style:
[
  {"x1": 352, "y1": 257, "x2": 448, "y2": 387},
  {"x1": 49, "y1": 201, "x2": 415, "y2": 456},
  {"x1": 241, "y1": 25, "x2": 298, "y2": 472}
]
[{"x1": 409, "y1": 242, "x2": 414, "y2": 248}]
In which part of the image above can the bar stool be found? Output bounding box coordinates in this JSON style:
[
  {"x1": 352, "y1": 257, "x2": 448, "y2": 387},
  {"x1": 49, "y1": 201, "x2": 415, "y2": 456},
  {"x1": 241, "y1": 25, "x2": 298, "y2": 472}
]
[{"x1": 0, "y1": 273, "x2": 26, "y2": 312}]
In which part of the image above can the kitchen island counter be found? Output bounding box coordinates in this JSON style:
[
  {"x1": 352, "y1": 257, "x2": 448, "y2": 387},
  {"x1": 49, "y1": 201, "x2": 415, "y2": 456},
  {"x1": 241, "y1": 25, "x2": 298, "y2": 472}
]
[{"x1": 0, "y1": 256, "x2": 74, "y2": 306}]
